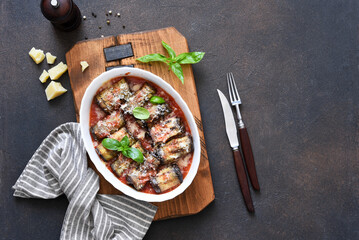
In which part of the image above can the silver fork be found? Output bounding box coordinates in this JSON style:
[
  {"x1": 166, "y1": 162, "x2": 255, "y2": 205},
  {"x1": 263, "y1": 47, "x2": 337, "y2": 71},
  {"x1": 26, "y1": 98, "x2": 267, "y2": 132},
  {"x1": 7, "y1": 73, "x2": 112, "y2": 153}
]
[
  {"x1": 227, "y1": 72, "x2": 260, "y2": 190},
  {"x1": 227, "y1": 73, "x2": 244, "y2": 129}
]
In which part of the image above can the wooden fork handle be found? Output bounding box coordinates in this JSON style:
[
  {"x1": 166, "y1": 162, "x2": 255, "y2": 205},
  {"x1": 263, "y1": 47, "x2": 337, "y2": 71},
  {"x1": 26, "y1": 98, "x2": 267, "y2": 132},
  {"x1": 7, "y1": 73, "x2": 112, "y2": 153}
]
[
  {"x1": 233, "y1": 149, "x2": 254, "y2": 212},
  {"x1": 239, "y1": 127, "x2": 260, "y2": 191}
]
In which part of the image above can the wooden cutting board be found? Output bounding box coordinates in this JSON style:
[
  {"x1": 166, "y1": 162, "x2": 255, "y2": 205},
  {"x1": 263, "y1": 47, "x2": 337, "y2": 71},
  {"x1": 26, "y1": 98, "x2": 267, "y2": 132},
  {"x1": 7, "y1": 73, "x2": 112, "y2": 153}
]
[{"x1": 65, "y1": 27, "x2": 214, "y2": 220}]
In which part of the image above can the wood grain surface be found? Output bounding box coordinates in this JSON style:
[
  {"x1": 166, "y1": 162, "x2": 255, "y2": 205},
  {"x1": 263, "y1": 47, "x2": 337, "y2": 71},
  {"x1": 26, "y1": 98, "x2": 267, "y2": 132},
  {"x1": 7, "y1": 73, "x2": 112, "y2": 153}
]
[{"x1": 65, "y1": 27, "x2": 214, "y2": 221}]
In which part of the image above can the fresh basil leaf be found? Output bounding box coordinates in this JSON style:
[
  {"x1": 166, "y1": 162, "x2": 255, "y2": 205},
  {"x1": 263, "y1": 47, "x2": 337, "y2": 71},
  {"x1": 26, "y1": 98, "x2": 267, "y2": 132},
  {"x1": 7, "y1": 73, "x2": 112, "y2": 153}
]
[
  {"x1": 162, "y1": 41, "x2": 176, "y2": 59},
  {"x1": 133, "y1": 107, "x2": 150, "y2": 120},
  {"x1": 136, "y1": 53, "x2": 168, "y2": 63},
  {"x1": 170, "y1": 62, "x2": 184, "y2": 84},
  {"x1": 150, "y1": 96, "x2": 166, "y2": 104},
  {"x1": 173, "y1": 54, "x2": 186, "y2": 63},
  {"x1": 124, "y1": 148, "x2": 144, "y2": 163},
  {"x1": 136, "y1": 42, "x2": 205, "y2": 85},
  {"x1": 175, "y1": 52, "x2": 205, "y2": 64},
  {"x1": 102, "y1": 138, "x2": 121, "y2": 150},
  {"x1": 119, "y1": 136, "x2": 129, "y2": 147},
  {"x1": 122, "y1": 149, "x2": 130, "y2": 158}
]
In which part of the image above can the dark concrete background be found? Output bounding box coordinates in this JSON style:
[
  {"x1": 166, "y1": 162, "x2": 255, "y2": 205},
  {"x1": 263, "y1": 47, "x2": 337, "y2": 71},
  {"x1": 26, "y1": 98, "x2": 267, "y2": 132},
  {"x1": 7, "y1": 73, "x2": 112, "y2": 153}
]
[{"x1": 1, "y1": 0, "x2": 358, "y2": 239}]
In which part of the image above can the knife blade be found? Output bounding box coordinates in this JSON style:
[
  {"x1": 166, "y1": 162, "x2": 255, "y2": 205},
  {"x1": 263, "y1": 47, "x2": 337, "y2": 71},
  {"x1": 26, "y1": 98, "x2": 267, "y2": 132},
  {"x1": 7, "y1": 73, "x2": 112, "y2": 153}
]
[
  {"x1": 217, "y1": 90, "x2": 239, "y2": 148},
  {"x1": 217, "y1": 89, "x2": 254, "y2": 212}
]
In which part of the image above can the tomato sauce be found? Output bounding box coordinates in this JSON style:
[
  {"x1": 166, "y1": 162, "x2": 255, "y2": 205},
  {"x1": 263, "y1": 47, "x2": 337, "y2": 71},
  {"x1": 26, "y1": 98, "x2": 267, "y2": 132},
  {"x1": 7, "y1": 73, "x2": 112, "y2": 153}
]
[
  {"x1": 90, "y1": 100, "x2": 106, "y2": 126},
  {"x1": 90, "y1": 76, "x2": 193, "y2": 194}
]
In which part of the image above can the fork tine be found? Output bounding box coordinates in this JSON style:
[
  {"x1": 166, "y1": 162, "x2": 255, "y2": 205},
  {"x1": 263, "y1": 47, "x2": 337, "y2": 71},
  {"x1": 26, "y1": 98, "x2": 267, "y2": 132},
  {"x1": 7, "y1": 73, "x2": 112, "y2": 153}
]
[
  {"x1": 227, "y1": 73, "x2": 233, "y2": 102},
  {"x1": 229, "y1": 73, "x2": 237, "y2": 101},
  {"x1": 230, "y1": 73, "x2": 241, "y2": 101}
]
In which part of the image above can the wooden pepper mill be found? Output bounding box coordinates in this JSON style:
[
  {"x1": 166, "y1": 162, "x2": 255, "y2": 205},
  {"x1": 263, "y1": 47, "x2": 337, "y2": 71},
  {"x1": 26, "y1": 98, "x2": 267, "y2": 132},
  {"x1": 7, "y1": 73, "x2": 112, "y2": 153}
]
[{"x1": 41, "y1": 0, "x2": 82, "y2": 31}]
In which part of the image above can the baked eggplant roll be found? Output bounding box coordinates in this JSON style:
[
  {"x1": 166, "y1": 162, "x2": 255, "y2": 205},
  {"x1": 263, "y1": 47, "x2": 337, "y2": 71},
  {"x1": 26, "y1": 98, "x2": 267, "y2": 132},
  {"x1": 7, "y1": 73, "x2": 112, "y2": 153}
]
[
  {"x1": 96, "y1": 78, "x2": 131, "y2": 113},
  {"x1": 158, "y1": 135, "x2": 193, "y2": 164},
  {"x1": 95, "y1": 128, "x2": 135, "y2": 161},
  {"x1": 111, "y1": 155, "x2": 133, "y2": 177},
  {"x1": 122, "y1": 83, "x2": 155, "y2": 114},
  {"x1": 91, "y1": 111, "x2": 125, "y2": 140},
  {"x1": 131, "y1": 141, "x2": 145, "y2": 153},
  {"x1": 124, "y1": 114, "x2": 153, "y2": 151},
  {"x1": 95, "y1": 144, "x2": 117, "y2": 162},
  {"x1": 142, "y1": 153, "x2": 160, "y2": 171},
  {"x1": 144, "y1": 102, "x2": 171, "y2": 125},
  {"x1": 127, "y1": 167, "x2": 156, "y2": 190},
  {"x1": 150, "y1": 165, "x2": 183, "y2": 193},
  {"x1": 111, "y1": 142, "x2": 144, "y2": 177},
  {"x1": 126, "y1": 153, "x2": 160, "y2": 190},
  {"x1": 150, "y1": 117, "x2": 183, "y2": 143},
  {"x1": 124, "y1": 114, "x2": 147, "y2": 141},
  {"x1": 109, "y1": 128, "x2": 136, "y2": 145}
]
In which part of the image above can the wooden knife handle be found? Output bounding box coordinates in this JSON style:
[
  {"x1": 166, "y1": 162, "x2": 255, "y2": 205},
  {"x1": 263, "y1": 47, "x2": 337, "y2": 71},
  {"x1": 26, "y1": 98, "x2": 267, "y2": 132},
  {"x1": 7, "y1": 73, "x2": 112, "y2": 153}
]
[
  {"x1": 239, "y1": 127, "x2": 260, "y2": 191},
  {"x1": 233, "y1": 149, "x2": 254, "y2": 212}
]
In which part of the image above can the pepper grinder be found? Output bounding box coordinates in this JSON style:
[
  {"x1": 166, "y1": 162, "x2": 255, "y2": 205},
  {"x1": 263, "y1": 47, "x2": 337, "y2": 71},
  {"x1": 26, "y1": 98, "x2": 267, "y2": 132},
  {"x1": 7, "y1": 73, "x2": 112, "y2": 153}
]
[{"x1": 41, "y1": 0, "x2": 82, "y2": 31}]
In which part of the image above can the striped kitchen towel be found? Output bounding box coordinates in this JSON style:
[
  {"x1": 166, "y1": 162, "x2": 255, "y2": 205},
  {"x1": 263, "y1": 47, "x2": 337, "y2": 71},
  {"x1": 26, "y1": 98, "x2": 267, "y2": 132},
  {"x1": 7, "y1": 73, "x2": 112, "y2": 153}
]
[{"x1": 12, "y1": 122, "x2": 157, "y2": 240}]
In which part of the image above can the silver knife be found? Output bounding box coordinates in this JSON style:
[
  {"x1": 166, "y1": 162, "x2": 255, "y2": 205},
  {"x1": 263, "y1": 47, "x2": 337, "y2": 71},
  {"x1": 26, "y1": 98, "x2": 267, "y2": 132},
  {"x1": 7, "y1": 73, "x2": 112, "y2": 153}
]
[{"x1": 217, "y1": 89, "x2": 254, "y2": 212}]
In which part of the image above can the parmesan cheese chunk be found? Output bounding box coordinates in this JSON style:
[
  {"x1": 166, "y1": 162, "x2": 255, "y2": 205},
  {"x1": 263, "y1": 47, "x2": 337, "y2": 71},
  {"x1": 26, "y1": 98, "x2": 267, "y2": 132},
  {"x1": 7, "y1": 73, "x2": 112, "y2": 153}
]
[
  {"x1": 48, "y1": 62, "x2": 68, "y2": 80},
  {"x1": 29, "y1": 47, "x2": 45, "y2": 64},
  {"x1": 45, "y1": 81, "x2": 67, "y2": 101},
  {"x1": 39, "y1": 70, "x2": 50, "y2": 83},
  {"x1": 46, "y1": 52, "x2": 57, "y2": 64},
  {"x1": 80, "y1": 61, "x2": 89, "y2": 72}
]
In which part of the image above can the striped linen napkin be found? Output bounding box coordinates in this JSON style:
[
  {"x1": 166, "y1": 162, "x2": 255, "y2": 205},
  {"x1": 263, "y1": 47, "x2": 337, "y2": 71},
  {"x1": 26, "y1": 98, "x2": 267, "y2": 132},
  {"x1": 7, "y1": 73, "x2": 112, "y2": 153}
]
[{"x1": 12, "y1": 122, "x2": 157, "y2": 240}]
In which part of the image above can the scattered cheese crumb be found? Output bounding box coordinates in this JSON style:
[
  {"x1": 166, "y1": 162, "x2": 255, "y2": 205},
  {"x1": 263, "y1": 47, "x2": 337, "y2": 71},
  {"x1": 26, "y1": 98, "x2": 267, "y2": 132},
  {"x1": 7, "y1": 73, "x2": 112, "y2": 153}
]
[
  {"x1": 80, "y1": 61, "x2": 89, "y2": 72},
  {"x1": 39, "y1": 70, "x2": 50, "y2": 83},
  {"x1": 46, "y1": 52, "x2": 57, "y2": 64},
  {"x1": 45, "y1": 81, "x2": 67, "y2": 101},
  {"x1": 29, "y1": 47, "x2": 45, "y2": 64},
  {"x1": 48, "y1": 62, "x2": 68, "y2": 80}
]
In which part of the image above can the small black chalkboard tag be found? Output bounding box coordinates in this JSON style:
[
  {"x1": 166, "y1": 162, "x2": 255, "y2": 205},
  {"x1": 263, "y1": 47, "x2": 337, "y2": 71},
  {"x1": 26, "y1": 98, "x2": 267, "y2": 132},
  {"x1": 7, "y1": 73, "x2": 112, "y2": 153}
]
[{"x1": 103, "y1": 44, "x2": 134, "y2": 62}]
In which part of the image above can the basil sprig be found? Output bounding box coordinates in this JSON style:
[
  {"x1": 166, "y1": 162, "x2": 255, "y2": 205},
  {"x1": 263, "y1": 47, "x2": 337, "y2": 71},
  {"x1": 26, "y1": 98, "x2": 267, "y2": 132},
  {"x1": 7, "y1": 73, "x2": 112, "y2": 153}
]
[
  {"x1": 150, "y1": 96, "x2": 165, "y2": 104},
  {"x1": 102, "y1": 136, "x2": 144, "y2": 163},
  {"x1": 136, "y1": 41, "x2": 205, "y2": 84},
  {"x1": 133, "y1": 107, "x2": 150, "y2": 120}
]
